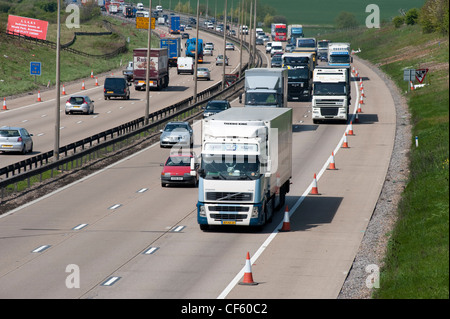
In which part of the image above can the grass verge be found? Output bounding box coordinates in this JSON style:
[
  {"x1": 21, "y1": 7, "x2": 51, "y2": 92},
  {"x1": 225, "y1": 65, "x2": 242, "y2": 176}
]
[{"x1": 320, "y1": 23, "x2": 449, "y2": 298}]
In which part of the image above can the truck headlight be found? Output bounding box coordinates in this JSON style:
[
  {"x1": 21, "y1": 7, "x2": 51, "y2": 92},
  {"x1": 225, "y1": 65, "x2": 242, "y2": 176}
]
[
  {"x1": 199, "y1": 205, "x2": 206, "y2": 217},
  {"x1": 251, "y1": 206, "x2": 259, "y2": 218}
]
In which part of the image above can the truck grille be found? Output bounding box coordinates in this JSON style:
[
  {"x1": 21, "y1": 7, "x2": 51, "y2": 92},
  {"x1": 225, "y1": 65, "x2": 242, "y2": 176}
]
[
  {"x1": 209, "y1": 206, "x2": 250, "y2": 212},
  {"x1": 210, "y1": 213, "x2": 248, "y2": 220},
  {"x1": 315, "y1": 99, "x2": 344, "y2": 106},
  {"x1": 320, "y1": 107, "x2": 339, "y2": 116},
  {"x1": 206, "y1": 192, "x2": 253, "y2": 201}
]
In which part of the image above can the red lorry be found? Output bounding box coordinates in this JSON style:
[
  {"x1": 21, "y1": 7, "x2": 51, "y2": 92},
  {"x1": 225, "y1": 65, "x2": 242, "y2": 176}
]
[{"x1": 133, "y1": 48, "x2": 169, "y2": 91}]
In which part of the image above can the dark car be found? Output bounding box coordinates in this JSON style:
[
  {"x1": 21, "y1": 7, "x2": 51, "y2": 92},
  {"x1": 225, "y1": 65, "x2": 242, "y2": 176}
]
[
  {"x1": 203, "y1": 100, "x2": 231, "y2": 118},
  {"x1": 271, "y1": 55, "x2": 282, "y2": 68},
  {"x1": 104, "y1": 77, "x2": 131, "y2": 100},
  {"x1": 255, "y1": 38, "x2": 264, "y2": 45}
]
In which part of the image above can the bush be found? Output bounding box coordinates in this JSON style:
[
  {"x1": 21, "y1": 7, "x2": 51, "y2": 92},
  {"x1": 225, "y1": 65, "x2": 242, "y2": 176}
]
[
  {"x1": 419, "y1": 0, "x2": 449, "y2": 34},
  {"x1": 392, "y1": 15, "x2": 405, "y2": 28},
  {"x1": 335, "y1": 11, "x2": 359, "y2": 29},
  {"x1": 405, "y1": 8, "x2": 419, "y2": 25}
]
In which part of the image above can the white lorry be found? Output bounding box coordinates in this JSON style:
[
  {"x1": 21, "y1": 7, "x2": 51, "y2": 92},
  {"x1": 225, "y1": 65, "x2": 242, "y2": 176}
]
[
  {"x1": 243, "y1": 68, "x2": 288, "y2": 108},
  {"x1": 312, "y1": 66, "x2": 351, "y2": 123},
  {"x1": 196, "y1": 107, "x2": 293, "y2": 230}
]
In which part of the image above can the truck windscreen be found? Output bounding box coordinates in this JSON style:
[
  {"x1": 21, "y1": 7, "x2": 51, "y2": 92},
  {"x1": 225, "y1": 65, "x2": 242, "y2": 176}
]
[
  {"x1": 201, "y1": 155, "x2": 261, "y2": 180},
  {"x1": 298, "y1": 40, "x2": 316, "y2": 47},
  {"x1": 288, "y1": 68, "x2": 309, "y2": 80},
  {"x1": 245, "y1": 92, "x2": 280, "y2": 106},
  {"x1": 284, "y1": 56, "x2": 309, "y2": 66},
  {"x1": 329, "y1": 55, "x2": 350, "y2": 63},
  {"x1": 314, "y1": 82, "x2": 346, "y2": 95}
]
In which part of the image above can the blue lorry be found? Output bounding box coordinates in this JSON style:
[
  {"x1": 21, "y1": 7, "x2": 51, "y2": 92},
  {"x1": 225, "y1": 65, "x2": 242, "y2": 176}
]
[
  {"x1": 185, "y1": 38, "x2": 203, "y2": 63},
  {"x1": 169, "y1": 16, "x2": 181, "y2": 34},
  {"x1": 160, "y1": 38, "x2": 181, "y2": 67}
]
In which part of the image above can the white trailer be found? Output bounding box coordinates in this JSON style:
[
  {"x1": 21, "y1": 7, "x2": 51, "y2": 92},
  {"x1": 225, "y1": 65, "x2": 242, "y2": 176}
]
[{"x1": 197, "y1": 107, "x2": 293, "y2": 230}]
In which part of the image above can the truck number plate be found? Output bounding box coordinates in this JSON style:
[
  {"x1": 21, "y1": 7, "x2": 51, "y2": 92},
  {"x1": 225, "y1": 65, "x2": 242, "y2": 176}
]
[
  {"x1": 107, "y1": 91, "x2": 114, "y2": 93},
  {"x1": 222, "y1": 221, "x2": 236, "y2": 225}
]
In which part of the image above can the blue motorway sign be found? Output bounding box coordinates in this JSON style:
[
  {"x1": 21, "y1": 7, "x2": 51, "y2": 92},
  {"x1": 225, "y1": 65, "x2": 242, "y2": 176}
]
[{"x1": 30, "y1": 61, "x2": 41, "y2": 76}]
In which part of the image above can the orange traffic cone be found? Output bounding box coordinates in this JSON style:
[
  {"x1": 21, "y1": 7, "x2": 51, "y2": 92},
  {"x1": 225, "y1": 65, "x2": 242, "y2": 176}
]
[
  {"x1": 348, "y1": 121, "x2": 354, "y2": 136},
  {"x1": 279, "y1": 206, "x2": 291, "y2": 232},
  {"x1": 37, "y1": 91, "x2": 42, "y2": 102},
  {"x1": 2, "y1": 98, "x2": 7, "y2": 110},
  {"x1": 62, "y1": 84, "x2": 66, "y2": 95},
  {"x1": 328, "y1": 152, "x2": 337, "y2": 170},
  {"x1": 358, "y1": 96, "x2": 363, "y2": 113},
  {"x1": 239, "y1": 252, "x2": 258, "y2": 285},
  {"x1": 91, "y1": 70, "x2": 94, "y2": 78},
  {"x1": 355, "y1": 111, "x2": 359, "y2": 123},
  {"x1": 361, "y1": 88, "x2": 365, "y2": 97},
  {"x1": 342, "y1": 133, "x2": 349, "y2": 148},
  {"x1": 410, "y1": 81, "x2": 414, "y2": 91},
  {"x1": 82, "y1": 80, "x2": 86, "y2": 90},
  {"x1": 95, "y1": 77, "x2": 99, "y2": 86},
  {"x1": 310, "y1": 173, "x2": 319, "y2": 195}
]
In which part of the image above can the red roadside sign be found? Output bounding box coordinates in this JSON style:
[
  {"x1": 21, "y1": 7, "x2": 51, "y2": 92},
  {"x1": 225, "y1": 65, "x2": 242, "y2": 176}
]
[{"x1": 6, "y1": 15, "x2": 49, "y2": 40}]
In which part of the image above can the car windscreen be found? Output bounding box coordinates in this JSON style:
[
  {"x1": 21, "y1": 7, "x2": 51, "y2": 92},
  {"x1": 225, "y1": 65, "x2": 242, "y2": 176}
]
[
  {"x1": 166, "y1": 156, "x2": 191, "y2": 166},
  {"x1": 206, "y1": 102, "x2": 228, "y2": 110}
]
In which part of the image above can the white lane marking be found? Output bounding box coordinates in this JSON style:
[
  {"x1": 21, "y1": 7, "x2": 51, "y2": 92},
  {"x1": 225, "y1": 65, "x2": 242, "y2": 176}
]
[
  {"x1": 143, "y1": 247, "x2": 159, "y2": 255},
  {"x1": 171, "y1": 225, "x2": 185, "y2": 232},
  {"x1": 73, "y1": 223, "x2": 88, "y2": 230},
  {"x1": 109, "y1": 204, "x2": 122, "y2": 210},
  {"x1": 32, "y1": 245, "x2": 51, "y2": 253},
  {"x1": 137, "y1": 188, "x2": 148, "y2": 193},
  {"x1": 217, "y1": 75, "x2": 362, "y2": 299},
  {"x1": 101, "y1": 276, "x2": 121, "y2": 286}
]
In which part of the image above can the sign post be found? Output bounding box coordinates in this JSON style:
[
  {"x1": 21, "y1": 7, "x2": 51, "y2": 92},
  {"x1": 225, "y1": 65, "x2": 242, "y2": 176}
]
[{"x1": 403, "y1": 69, "x2": 415, "y2": 92}]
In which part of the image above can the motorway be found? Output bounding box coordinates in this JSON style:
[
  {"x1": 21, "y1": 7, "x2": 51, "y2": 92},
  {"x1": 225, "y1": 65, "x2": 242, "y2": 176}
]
[{"x1": 0, "y1": 23, "x2": 396, "y2": 300}]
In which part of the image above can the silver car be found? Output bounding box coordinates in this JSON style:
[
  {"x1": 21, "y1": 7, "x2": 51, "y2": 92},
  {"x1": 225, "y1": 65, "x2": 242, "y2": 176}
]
[
  {"x1": 65, "y1": 95, "x2": 94, "y2": 115},
  {"x1": 0, "y1": 127, "x2": 33, "y2": 154},
  {"x1": 160, "y1": 122, "x2": 194, "y2": 148},
  {"x1": 196, "y1": 67, "x2": 211, "y2": 80}
]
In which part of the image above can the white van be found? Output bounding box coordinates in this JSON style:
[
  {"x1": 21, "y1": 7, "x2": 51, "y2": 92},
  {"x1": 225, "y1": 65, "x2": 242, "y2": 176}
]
[
  {"x1": 177, "y1": 57, "x2": 194, "y2": 75},
  {"x1": 270, "y1": 41, "x2": 283, "y2": 56}
]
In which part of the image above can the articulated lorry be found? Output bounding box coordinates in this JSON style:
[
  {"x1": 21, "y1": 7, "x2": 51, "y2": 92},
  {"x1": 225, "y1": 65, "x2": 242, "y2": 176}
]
[
  {"x1": 295, "y1": 37, "x2": 317, "y2": 66},
  {"x1": 317, "y1": 39, "x2": 330, "y2": 61},
  {"x1": 185, "y1": 38, "x2": 204, "y2": 63},
  {"x1": 282, "y1": 52, "x2": 313, "y2": 101},
  {"x1": 244, "y1": 68, "x2": 288, "y2": 108},
  {"x1": 160, "y1": 38, "x2": 181, "y2": 67},
  {"x1": 288, "y1": 24, "x2": 304, "y2": 45},
  {"x1": 197, "y1": 107, "x2": 293, "y2": 230},
  {"x1": 327, "y1": 42, "x2": 352, "y2": 67},
  {"x1": 312, "y1": 66, "x2": 351, "y2": 123},
  {"x1": 133, "y1": 48, "x2": 169, "y2": 91},
  {"x1": 271, "y1": 23, "x2": 287, "y2": 41},
  {"x1": 169, "y1": 15, "x2": 181, "y2": 34}
]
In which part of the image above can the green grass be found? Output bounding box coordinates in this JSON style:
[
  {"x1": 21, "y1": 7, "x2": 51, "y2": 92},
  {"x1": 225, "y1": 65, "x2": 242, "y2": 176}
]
[
  {"x1": 319, "y1": 24, "x2": 449, "y2": 298},
  {"x1": 0, "y1": 15, "x2": 158, "y2": 97},
  {"x1": 136, "y1": 0, "x2": 426, "y2": 25}
]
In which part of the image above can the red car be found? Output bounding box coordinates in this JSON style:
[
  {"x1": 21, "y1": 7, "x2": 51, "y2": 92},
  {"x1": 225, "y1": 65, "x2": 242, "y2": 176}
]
[{"x1": 161, "y1": 153, "x2": 198, "y2": 187}]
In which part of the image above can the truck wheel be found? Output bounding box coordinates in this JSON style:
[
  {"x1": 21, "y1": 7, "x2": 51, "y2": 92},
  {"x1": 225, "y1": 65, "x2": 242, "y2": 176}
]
[{"x1": 200, "y1": 224, "x2": 209, "y2": 231}]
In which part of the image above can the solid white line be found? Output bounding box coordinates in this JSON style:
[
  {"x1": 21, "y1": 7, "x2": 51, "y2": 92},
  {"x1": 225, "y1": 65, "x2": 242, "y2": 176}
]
[
  {"x1": 109, "y1": 204, "x2": 122, "y2": 210},
  {"x1": 217, "y1": 73, "x2": 361, "y2": 299}
]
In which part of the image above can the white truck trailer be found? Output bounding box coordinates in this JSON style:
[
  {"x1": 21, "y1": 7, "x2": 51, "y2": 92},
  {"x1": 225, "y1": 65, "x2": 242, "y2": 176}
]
[
  {"x1": 312, "y1": 66, "x2": 351, "y2": 123},
  {"x1": 196, "y1": 107, "x2": 293, "y2": 230}
]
